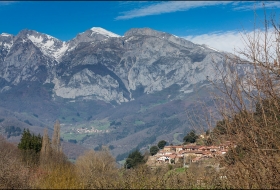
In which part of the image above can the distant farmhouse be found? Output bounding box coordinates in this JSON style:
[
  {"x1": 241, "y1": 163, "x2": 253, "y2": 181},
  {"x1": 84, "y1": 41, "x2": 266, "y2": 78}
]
[{"x1": 147, "y1": 141, "x2": 235, "y2": 166}]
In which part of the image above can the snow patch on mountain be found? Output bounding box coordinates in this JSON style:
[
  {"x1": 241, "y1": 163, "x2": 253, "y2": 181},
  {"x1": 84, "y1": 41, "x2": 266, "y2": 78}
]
[
  {"x1": 90, "y1": 27, "x2": 120, "y2": 38},
  {"x1": 27, "y1": 34, "x2": 68, "y2": 61},
  {"x1": 3, "y1": 42, "x2": 12, "y2": 49},
  {"x1": 53, "y1": 42, "x2": 69, "y2": 60},
  {"x1": 205, "y1": 45, "x2": 220, "y2": 52},
  {"x1": 28, "y1": 35, "x2": 44, "y2": 43},
  {"x1": 1, "y1": 33, "x2": 12, "y2": 37}
]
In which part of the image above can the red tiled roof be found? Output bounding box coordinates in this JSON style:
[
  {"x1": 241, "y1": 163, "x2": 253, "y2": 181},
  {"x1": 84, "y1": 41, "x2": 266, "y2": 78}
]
[
  {"x1": 202, "y1": 151, "x2": 211, "y2": 155},
  {"x1": 192, "y1": 157, "x2": 201, "y2": 161},
  {"x1": 184, "y1": 145, "x2": 201, "y2": 149},
  {"x1": 183, "y1": 151, "x2": 204, "y2": 154},
  {"x1": 164, "y1": 145, "x2": 183, "y2": 148},
  {"x1": 169, "y1": 155, "x2": 177, "y2": 159}
]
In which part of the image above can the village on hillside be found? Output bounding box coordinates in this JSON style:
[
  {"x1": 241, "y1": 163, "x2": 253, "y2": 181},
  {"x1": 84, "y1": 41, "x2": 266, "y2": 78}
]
[{"x1": 147, "y1": 141, "x2": 235, "y2": 167}]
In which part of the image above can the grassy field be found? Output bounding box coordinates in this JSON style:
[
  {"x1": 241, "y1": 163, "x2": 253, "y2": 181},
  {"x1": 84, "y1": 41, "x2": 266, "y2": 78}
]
[
  {"x1": 61, "y1": 132, "x2": 88, "y2": 141},
  {"x1": 60, "y1": 118, "x2": 111, "y2": 141},
  {"x1": 139, "y1": 99, "x2": 169, "y2": 113},
  {"x1": 59, "y1": 111, "x2": 85, "y2": 123},
  {"x1": 172, "y1": 132, "x2": 183, "y2": 145},
  {"x1": 93, "y1": 120, "x2": 110, "y2": 130},
  {"x1": 134, "y1": 120, "x2": 145, "y2": 125},
  {"x1": 78, "y1": 119, "x2": 111, "y2": 130},
  {"x1": 70, "y1": 118, "x2": 110, "y2": 130},
  {"x1": 174, "y1": 167, "x2": 186, "y2": 173}
]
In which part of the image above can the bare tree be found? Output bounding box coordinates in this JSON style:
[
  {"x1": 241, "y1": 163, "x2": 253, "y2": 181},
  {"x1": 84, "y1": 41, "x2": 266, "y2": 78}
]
[
  {"x1": 208, "y1": 8, "x2": 280, "y2": 189},
  {"x1": 40, "y1": 128, "x2": 51, "y2": 167},
  {"x1": 52, "y1": 120, "x2": 61, "y2": 152},
  {"x1": 0, "y1": 136, "x2": 30, "y2": 188},
  {"x1": 75, "y1": 149, "x2": 119, "y2": 189}
]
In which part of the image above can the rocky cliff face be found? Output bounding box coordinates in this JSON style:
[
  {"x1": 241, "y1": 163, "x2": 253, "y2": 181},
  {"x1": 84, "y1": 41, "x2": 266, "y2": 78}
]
[
  {"x1": 0, "y1": 31, "x2": 56, "y2": 88},
  {"x1": 0, "y1": 27, "x2": 251, "y2": 158},
  {"x1": 0, "y1": 27, "x2": 236, "y2": 103}
]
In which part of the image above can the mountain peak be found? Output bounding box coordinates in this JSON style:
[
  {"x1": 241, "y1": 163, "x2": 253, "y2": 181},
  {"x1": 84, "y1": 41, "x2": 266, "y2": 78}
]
[
  {"x1": 18, "y1": 29, "x2": 38, "y2": 36},
  {"x1": 124, "y1": 28, "x2": 167, "y2": 37},
  {"x1": 90, "y1": 27, "x2": 120, "y2": 38},
  {"x1": 15, "y1": 29, "x2": 67, "y2": 62},
  {"x1": 17, "y1": 29, "x2": 59, "y2": 41},
  {"x1": 1, "y1": 33, "x2": 12, "y2": 37}
]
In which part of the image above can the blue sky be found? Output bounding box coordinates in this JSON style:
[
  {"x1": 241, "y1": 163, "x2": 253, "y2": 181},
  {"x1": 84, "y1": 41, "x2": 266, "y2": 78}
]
[{"x1": 1, "y1": 1, "x2": 280, "y2": 53}]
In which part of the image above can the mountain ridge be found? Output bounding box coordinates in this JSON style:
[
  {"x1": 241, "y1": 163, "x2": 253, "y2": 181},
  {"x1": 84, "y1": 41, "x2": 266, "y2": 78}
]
[{"x1": 0, "y1": 27, "x2": 251, "y2": 159}]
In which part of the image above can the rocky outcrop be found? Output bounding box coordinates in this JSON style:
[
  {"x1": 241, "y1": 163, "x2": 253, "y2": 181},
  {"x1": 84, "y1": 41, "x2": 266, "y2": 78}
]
[
  {"x1": 0, "y1": 27, "x2": 249, "y2": 103},
  {"x1": 0, "y1": 27, "x2": 254, "y2": 158},
  {"x1": 54, "y1": 27, "x2": 233, "y2": 103}
]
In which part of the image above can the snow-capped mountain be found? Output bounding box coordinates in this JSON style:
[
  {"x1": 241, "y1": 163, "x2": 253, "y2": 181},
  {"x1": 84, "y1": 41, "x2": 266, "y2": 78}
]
[
  {"x1": 0, "y1": 27, "x2": 250, "y2": 102},
  {"x1": 0, "y1": 33, "x2": 14, "y2": 62},
  {"x1": 27, "y1": 32, "x2": 68, "y2": 62},
  {"x1": 0, "y1": 27, "x2": 124, "y2": 85},
  {"x1": 90, "y1": 27, "x2": 120, "y2": 38},
  {"x1": 54, "y1": 27, "x2": 243, "y2": 103},
  {"x1": 14, "y1": 30, "x2": 67, "y2": 62},
  {"x1": 65, "y1": 27, "x2": 120, "y2": 53},
  {"x1": 0, "y1": 27, "x2": 121, "y2": 63},
  {"x1": 0, "y1": 27, "x2": 252, "y2": 158}
]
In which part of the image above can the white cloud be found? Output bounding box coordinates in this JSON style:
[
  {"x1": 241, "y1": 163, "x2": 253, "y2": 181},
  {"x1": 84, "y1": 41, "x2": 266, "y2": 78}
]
[
  {"x1": 183, "y1": 28, "x2": 278, "y2": 61},
  {"x1": 115, "y1": 1, "x2": 279, "y2": 20},
  {"x1": 116, "y1": 1, "x2": 231, "y2": 20},
  {"x1": 0, "y1": 1, "x2": 16, "y2": 6},
  {"x1": 233, "y1": 1, "x2": 280, "y2": 11},
  {"x1": 184, "y1": 31, "x2": 246, "y2": 54}
]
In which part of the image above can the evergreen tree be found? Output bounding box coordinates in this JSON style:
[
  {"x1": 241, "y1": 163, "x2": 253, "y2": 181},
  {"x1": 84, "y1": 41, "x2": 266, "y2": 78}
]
[
  {"x1": 183, "y1": 130, "x2": 198, "y2": 143},
  {"x1": 124, "y1": 149, "x2": 144, "y2": 169},
  {"x1": 157, "y1": 140, "x2": 167, "y2": 149},
  {"x1": 149, "y1": 145, "x2": 159, "y2": 156},
  {"x1": 18, "y1": 129, "x2": 31, "y2": 150},
  {"x1": 18, "y1": 128, "x2": 42, "y2": 153},
  {"x1": 18, "y1": 128, "x2": 42, "y2": 166}
]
